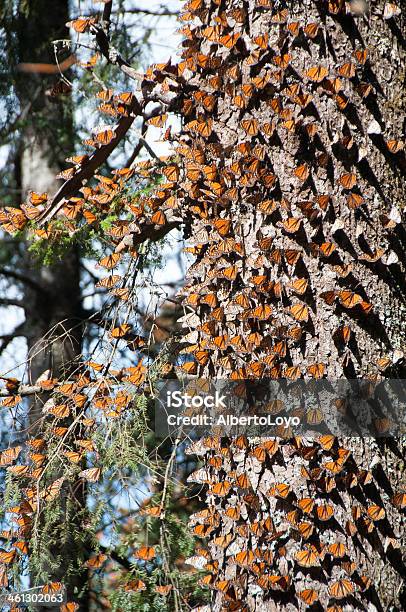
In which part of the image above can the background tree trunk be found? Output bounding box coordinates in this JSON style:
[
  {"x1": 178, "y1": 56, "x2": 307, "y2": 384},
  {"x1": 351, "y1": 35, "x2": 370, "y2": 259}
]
[
  {"x1": 13, "y1": 1, "x2": 88, "y2": 607},
  {"x1": 175, "y1": 0, "x2": 405, "y2": 609}
]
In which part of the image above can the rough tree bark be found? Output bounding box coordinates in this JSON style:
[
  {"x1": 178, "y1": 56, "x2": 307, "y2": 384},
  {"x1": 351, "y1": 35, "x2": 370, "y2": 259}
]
[{"x1": 168, "y1": 0, "x2": 405, "y2": 610}]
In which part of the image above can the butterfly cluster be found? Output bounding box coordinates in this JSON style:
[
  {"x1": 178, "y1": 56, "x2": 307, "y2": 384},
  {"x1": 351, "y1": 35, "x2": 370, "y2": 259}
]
[{"x1": 0, "y1": 0, "x2": 404, "y2": 608}]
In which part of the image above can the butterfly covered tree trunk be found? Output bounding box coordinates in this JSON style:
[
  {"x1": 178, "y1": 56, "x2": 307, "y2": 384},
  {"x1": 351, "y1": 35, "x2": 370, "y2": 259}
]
[
  {"x1": 169, "y1": 0, "x2": 406, "y2": 609},
  {"x1": 12, "y1": 0, "x2": 87, "y2": 606}
]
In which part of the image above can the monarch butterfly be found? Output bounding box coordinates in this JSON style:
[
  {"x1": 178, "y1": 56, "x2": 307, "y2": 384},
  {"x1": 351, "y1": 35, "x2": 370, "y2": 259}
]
[
  {"x1": 219, "y1": 32, "x2": 241, "y2": 48},
  {"x1": 272, "y1": 9, "x2": 289, "y2": 23},
  {"x1": 359, "y1": 248, "x2": 385, "y2": 263},
  {"x1": 346, "y1": 192, "x2": 364, "y2": 209},
  {"x1": 338, "y1": 290, "x2": 363, "y2": 308},
  {"x1": 305, "y1": 65, "x2": 328, "y2": 82},
  {"x1": 297, "y1": 521, "x2": 314, "y2": 539},
  {"x1": 296, "y1": 92, "x2": 313, "y2": 108},
  {"x1": 305, "y1": 122, "x2": 318, "y2": 138},
  {"x1": 64, "y1": 451, "x2": 82, "y2": 464},
  {"x1": 95, "y1": 275, "x2": 121, "y2": 289},
  {"x1": 241, "y1": 118, "x2": 259, "y2": 135},
  {"x1": 353, "y1": 48, "x2": 368, "y2": 64},
  {"x1": 66, "y1": 17, "x2": 97, "y2": 33},
  {"x1": 306, "y1": 407, "x2": 324, "y2": 424},
  {"x1": 328, "y1": 578, "x2": 354, "y2": 599},
  {"x1": 210, "y1": 481, "x2": 231, "y2": 496},
  {"x1": 316, "y1": 242, "x2": 336, "y2": 257},
  {"x1": 392, "y1": 492, "x2": 406, "y2": 508},
  {"x1": 0, "y1": 446, "x2": 22, "y2": 466},
  {"x1": 287, "y1": 21, "x2": 300, "y2": 36},
  {"x1": 295, "y1": 548, "x2": 320, "y2": 567},
  {"x1": 298, "y1": 589, "x2": 319, "y2": 605},
  {"x1": 386, "y1": 139, "x2": 404, "y2": 153},
  {"x1": 148, "y1": 114, "x2": 168, "y2": 128},
  {"x1": 234, "y1": 550, "x2": 256, "y2": 567},
  {"x1": 356, "y1": 82, "x2": 372, "y2": 98},
  {"x1": 187, "y1": 117, "x2": 213, "y2": 137},
  {"x1": 295, "y1": 164, "x2": 310, "y2": 182},
  {"x1": 345, "y1": 519, "x2": 357, "y2": 536},
  {"x1": 297, "y1": 498, "x2": 315, "y2": 514},
  {"x1": 234, "y1": 472, "x2": 252, "y2": 490},
  {"x1": 280, "y1": 217, "x2": 302, "y2": 233},
  {"x1": 262, "y1": 121, "x2": 276, "y2": 136},
  {"x1": 282, "y1": 118, "x2": 296, "y2": 132},
  {"x1": 151, "y1": 210, "x2": 166, "y2": 226},
  {"x1": 336, "y1": 92, "x2": 349, "y2": 110},
  {"x1": 289, "y1": 278, "x2": 308, "y2": 294},
  {"x1": 367, "y1": 504, "x2": 385, "y2": 521},
  {"x1": 270, "y1": 483, "x2": 290, "y2": 498},
  {"x1": 225, "y1": 506, "x2": 241, "y2": 520},
  {"x1": 123, "y1": 579, "x2": 146, "y2": 593},
  {"x1": 253, "y1": 33, "x2": 269, "y2": 48},
  {"x1": 338, "y1": 62, "x2": 356, "y2": 78},
  {"x1": 213, "y1": 218, "x2": 231, "y2": 236},
  {"x1": 328, "y1": 542, "x2": 346, "y2": 558},
  {"x1": 85, "y1": 552, "x2": 107, "y2": 569},
  {"x1": 307, "y1": 363, "x2": 325, "y2": 379},
  {"x1": 50, "y1": 404, "x2": 70, "y2": 418},
  {"x1": 258, "y1": 200, "x2": 277, "y2": 215},
  {"x1": 93, "y1": 129, "x2": 115, "y2": 147},
  {"x1": 285, "y1": 249, "x2": 301, "y2": 266},
  {"x1": 83, "y1": 210, "x2": 97, "y2": 224},
  {"x1": 273, "y1": 53, "x2": 292, "y2": 69},
  {"x1": 213, "y1": 533, "x2": 234, "y2": 548},
  {"x1": 317, "y1": 434, "x2": 336, "y2": 451},
  {"x1": 317, "y1": 503, "x2": 334, "y2": 521},
  {"x1": 135, "y1": 546, "x2": 156, "y2": 561},
  {"x1": 286, "y1": 509, "x2": 300, "y2": 526},
  {"x1": 265, "y1": 399, "x2": 284, "y2": 414},
  {"x1": 111, "y1": 324, "x2": 132, "y2": 338},
  {"x1": 79, "y1": 467, "x2": 101, "y2": 483},
  {"x1": 285, "y1": 365, "x2": 301, "y2": 380},
  {"x1": 98, "y1": 253, "x2": 121, "y2": 269},
  {"x1": 155, "y1": 585, "x2": 172, "y2": 595},
  {"x1": 339, "y1": 172, "x2": 357, "y2": 189},
  {"x1": 290, "y1": 303, "x2": 309, "y2": 322},
  {"x1": 201, "y1": 25, "x2": 222, "y2": 41},
  {"x1": 304, "y1": 21, "x2": 320, "y2": 38}
]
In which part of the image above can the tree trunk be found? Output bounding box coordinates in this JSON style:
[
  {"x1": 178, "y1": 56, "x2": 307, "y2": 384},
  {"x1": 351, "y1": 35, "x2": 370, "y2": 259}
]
[
  {"x1": 14, "y1": 1, "x2": 88, "y2": 607},
  {"x1": 174, "y1": 0, "x2": 405, "y2": 609}
]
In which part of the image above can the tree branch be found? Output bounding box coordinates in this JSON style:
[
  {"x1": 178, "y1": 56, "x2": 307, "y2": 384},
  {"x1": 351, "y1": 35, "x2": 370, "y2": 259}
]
[
  {"x1": 102, "y1": 0, "x2": 113, "y2": 27},
  {"x1": 0, "y1": 322, "x2": 27, "y2": 355},
  {"x1": 0, "y1": 384, "x2": 42, "y2": 398},
  {"x1": 0, "y1": 268, "x2": 44, "y2": 293},
  {"x1": 36, "y1": 95, "x2": 143, "y2": 226},
  {"x1": 0, "y1": 298, "x2": 25, "y2": 308},
  {"x1": 117, "y1": 7, "x2": 178, "y2": 17}
]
